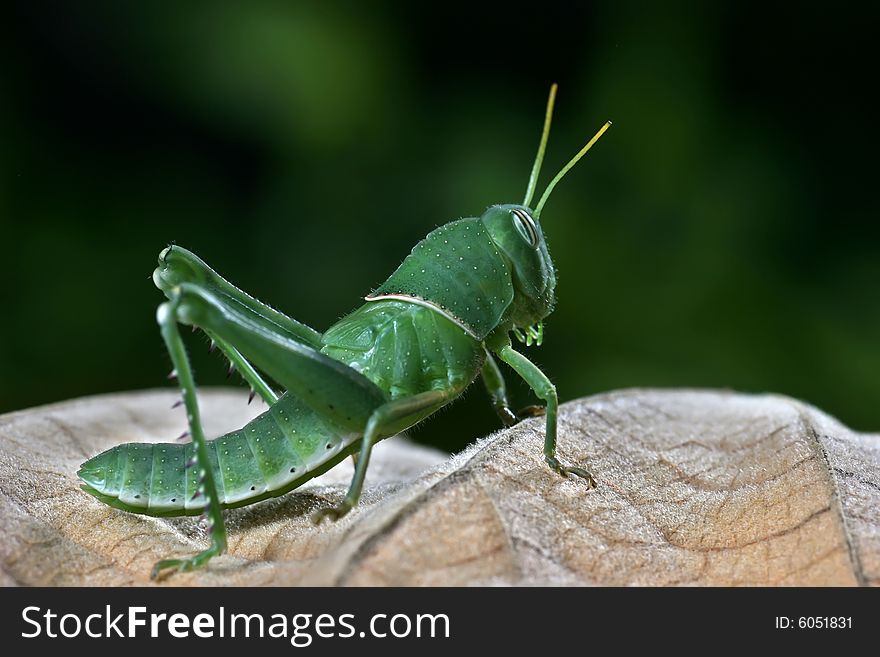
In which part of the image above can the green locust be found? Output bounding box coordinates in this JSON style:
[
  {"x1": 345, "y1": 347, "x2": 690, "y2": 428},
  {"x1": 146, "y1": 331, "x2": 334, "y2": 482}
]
[{"x1": 78, "y1": 85, "x2": 611, "y2": 578}]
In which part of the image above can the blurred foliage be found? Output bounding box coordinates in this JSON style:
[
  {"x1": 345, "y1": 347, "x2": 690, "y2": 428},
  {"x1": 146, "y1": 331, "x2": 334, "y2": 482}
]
[{"x1": 2, "y1": 1, "x2": 878, "y2": 452}]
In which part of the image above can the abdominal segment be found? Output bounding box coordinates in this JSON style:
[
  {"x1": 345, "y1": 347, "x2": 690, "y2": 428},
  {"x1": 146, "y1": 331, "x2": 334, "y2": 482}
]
[{"x1": 78, "y1": 393, "x2": 357, "y2": 516}]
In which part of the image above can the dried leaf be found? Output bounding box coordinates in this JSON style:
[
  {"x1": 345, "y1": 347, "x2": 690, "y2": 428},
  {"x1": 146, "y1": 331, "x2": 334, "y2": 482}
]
[{"x1": 0, "y1": 388, "x2": 877, "y2": 585}]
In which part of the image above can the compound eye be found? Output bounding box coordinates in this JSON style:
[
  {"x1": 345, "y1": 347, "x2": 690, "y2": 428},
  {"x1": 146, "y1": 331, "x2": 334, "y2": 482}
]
[{"x1": 511, "y1": 208, "x2": 539, "y2": 248}]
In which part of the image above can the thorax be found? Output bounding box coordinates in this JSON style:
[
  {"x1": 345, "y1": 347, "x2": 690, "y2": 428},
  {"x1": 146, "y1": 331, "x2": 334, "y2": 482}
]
[
  {"x1": 367, "y1": 217, "x2": 514, "y2": 340},
  {"x1": 320, "y1": 300, "x2": 484, "y2": 401}
]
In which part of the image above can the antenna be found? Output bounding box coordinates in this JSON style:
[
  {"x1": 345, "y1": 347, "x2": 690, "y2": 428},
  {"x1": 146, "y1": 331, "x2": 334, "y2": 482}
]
[
  {"x1": 523, "y1": 84, "x2": 558, "y2": 208},
  {"x1": 534, "y1": 120, "x2": 612, "y2": 219}
]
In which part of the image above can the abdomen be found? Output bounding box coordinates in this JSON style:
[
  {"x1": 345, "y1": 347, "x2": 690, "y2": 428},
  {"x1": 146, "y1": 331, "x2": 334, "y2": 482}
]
[{"x1": 78, "y1": 393, "x2": 357, "y2": 516}]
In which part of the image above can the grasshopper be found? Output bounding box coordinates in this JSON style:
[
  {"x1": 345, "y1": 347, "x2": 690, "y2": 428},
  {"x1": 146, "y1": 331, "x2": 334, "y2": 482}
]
[{"x1": 78, "y1": 85, "x2": 611, "y2": 578}]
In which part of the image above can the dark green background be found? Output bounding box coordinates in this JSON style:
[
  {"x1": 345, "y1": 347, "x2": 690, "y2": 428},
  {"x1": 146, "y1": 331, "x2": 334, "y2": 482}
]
[{"x1": 2, "y1": 2, "x2": 878, "y2": 452}]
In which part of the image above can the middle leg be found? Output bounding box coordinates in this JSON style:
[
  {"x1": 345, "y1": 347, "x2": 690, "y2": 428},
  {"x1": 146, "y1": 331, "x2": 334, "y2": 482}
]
[{"x1": 313, "y1": 389, "x2": 451, "y2": 523}]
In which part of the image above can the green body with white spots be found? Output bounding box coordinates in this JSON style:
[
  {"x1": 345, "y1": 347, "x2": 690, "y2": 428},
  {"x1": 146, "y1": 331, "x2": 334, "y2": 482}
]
[
  {"x1": 368, "y1": 217, "x2": 514, "y2": 339},
  {"x1": 78, "y1": 393, "x2": 358, "y2": 516},
  {"x1": 82, "y1": 299, "x2": 482, "y2": 517},
  {"x1": 77, "y1": 85, "x2": 611, "y2": 577}
]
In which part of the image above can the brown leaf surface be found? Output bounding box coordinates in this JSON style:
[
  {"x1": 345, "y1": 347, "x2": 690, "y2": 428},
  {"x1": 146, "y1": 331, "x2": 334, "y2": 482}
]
[{"x1": 0, "y1": 388, "x2": 877, "y2": 586}]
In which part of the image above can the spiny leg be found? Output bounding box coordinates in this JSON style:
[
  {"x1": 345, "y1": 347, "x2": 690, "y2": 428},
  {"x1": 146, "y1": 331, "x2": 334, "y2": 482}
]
[
  {"x1": 155, "y1": 245, "x2": 324, "y2": 349},
  {"x1": 313, "y1": 390, "x2": 450, "y2": 523},
  {"x1": 156, "y1": 245, "x2": 317, "y2": 407},
  {"x1": 494, "y1": 344, "x2": 595, "y2": 487},
  {"x1": 154, "y1": 278, "x2": 399, "y2": 525},
  {"x1": 481, "y1": 351, "x2": 546, "y2": 427},
  {"x1": 149, "y1": 263, "x2": 389, "y2": 573},
  {"x1": 203, "y1": 329, "x2": 278, "y2": 405},
  {"x1": 151, "y1": 298, "x2": 228, "y2": 579},
  {"x1": 168, "y1": 281, "x2": 387, "y2": 432}
]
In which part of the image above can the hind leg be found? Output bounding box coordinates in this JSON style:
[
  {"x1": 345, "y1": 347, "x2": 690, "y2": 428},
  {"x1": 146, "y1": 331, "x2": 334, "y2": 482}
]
[
  {"x1": 148, "y1": 248, "x2": 391, "y2": 578},
  {"x1": 204, "y1": 331, "x2": 278, "y2": 405},
  {"x1": 163, "y1": 281, "x2": 388, "y2": 433},
  {"x1": 154, "y1": 245, "x2": 323, "y2": 406},
  {"x1": 151, "y1": 298, "x2": 228, "y2": 579},
  {"x1": 154, "y1": 245, "x2": 324, "y2": 348},
  {"x1": 150, "y1": 275, "x2": 390, "y2": 577}
]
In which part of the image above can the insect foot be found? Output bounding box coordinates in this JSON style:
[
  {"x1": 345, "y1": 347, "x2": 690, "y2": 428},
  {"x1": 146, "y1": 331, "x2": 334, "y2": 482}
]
[
  {"x1": 151, "y1": 558, "x2": 191, "y2": 580},
  {"x1": 150, "y1": 541, "x2": 224, "y2": 580},
  {"x1": 545, "y1": 456, "x2": 597, "y2": 489},
  {"x1": 312, "y1": 500, "x2": 353, "y2": 525},
  {"x1": 150, "y1": 556, "x2": 201, "y2": 580}
]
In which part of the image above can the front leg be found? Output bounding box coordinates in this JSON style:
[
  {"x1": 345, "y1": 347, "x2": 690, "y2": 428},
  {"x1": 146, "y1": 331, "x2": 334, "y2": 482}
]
[
  {"x1": 494, "y1": 344, "x2": 596, "y2": 488},
  {"x1": 481, "y1": 352, "x2": 517, "y2": 426}
]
